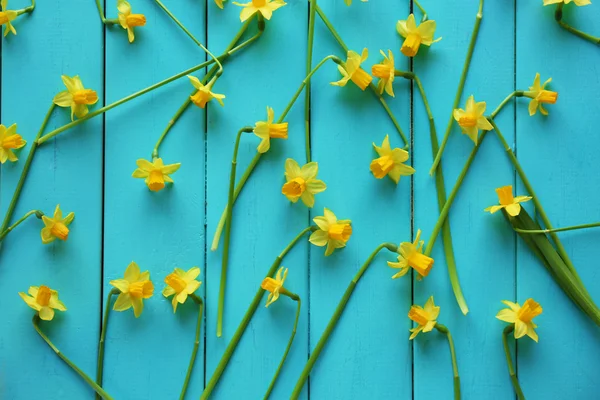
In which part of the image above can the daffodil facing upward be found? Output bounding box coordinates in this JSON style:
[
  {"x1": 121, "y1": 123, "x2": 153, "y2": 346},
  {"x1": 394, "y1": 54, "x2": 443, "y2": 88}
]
[
  {"x1": 0, "y1": 0, "x2": 17, "y2": 37},
  {"x1": 110, "y1": 261, "x2": 154, "y2": 318},
  {"x1": 233, "y1": 0, "x2": 286, "y2": 22},
  {"x1": 261, "y1": 266, "x2": 289, "y2": 307},
  {"x1": 408, "y1": 296, "x2": 439, "y2": 339},
  {"x1": 388, "y1": 229, "x2": 434, "y2": 280},
  {"x1": 117, "y1": 0, "x2": 146, "y2": 43},
  {"x1": 253, "y1": 106, "x2": 288, "y2": 153},
  {"x1": 371, "y1": 50, "x2": 395, "y2": 97},
  {"x1": 309, "y1": 208, "x2": 352, "y2": 256},
  {"x1": 163, "y1": 267, "x2": 202, "y2": 312},
  {"x1": 524, "y1": 73, "x2": 557, "y2": 116},
  {"x1": 132, "y1": 158, "x2": 181, "y2": 192},
  {"x1": 485, "y1": 185, "x2": 532, "y2": 217},
  {"x1": 331, "y1": 48, "x2": 372, "y2": 91},
  {"x1": 497, "y1": 298, "x2": 542, "y2": 342},
  {"x1": 53, "y1": 75, "x2": 99, "y2": 121},
  {"x1": 370, "y1": 134, "x2": 415, "y2": 184},
  {"x1": 188, "y1": 76, "x2": 225, "y2": 109},
  {"x1": 19, "y1": 285, "x2": 67, "y2": 321},
  {"x1": 544, "y1": 0, "x2": 590, "y2": 5},
  {"x1": 41, "y1": 205, "x2": 74, "y2": 244},
  {"x1": 0, "y1": 123, "x2": 25, "y2": 164},
  {"x1": 397, "y1": 14, "x2": 441, "y2": 57},
  {"x1": 453, "y1": 95, "x2": 493, "y2": 145},
  {"x1": 282, "y1": 158, "x2": 326, "y2": 207}
]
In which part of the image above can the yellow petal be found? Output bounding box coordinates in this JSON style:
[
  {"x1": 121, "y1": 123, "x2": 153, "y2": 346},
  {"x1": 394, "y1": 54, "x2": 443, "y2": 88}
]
[{"x1": 124, "y1": 261, "x2": 141, "y2": 281}]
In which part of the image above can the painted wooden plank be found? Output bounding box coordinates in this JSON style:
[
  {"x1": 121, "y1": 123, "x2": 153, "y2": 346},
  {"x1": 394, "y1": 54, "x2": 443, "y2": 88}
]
[
  {"x1": 204, "y1": 2, "x2": 308, "y2": 399},
  {"x1": 0, "y1": 1, "x2": 103, "y2": 399},
  {"x1": 515, "y1": 2, "x2": 600, "y2": 399},
  {"x1": 306, "y1": 1, "x2": 412, "y2": 398},
  {"x1": 102, "y1": 0, "x2": 206, "y2": 398},
  {"x1": 413, "y1": 0, "x2": 516, "y2": 398}
]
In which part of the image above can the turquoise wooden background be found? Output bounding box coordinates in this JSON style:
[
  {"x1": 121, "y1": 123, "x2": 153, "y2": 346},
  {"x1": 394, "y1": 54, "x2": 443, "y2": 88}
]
[{"x1": 1, "y1": 0, "x2": 599, "y2": 398}]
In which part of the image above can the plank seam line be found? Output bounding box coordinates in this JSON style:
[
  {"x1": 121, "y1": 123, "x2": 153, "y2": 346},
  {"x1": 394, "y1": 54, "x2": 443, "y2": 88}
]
[
  {"x1": 409, "y1": 1, "x2": 415, "y2": 398},
  {"x1": 203, "y1": 0, "x2": 209, "y2": 390},
  {"x1": 512, "y1": 0, "x2": 519, "y2": 391}
]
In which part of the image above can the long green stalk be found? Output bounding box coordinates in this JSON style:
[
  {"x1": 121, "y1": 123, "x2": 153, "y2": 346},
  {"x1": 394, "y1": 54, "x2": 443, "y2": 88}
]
[
  {"x1": 554, "y1": 4, "x2": 600, "y2": 45},
  {"x1": 305, "y1": 0, "x2": 317, "y2": 162},
  {"x1": 95, "y1": 288, "x2": 119, "y2": 399},
  {"x1": 94, "y1": 0, "x2": 118, "y2": 25},
  {"x1": 429, "y1": 0, "x2": 484, "y2": 175},
  {"x1": 0, "y1": 210, "x2": 41, "y2": 242},
  {"x1": 201, "y1": 226, "x2": 315, "y2": 399},
  {"x1": 434, "y1": 324, "x2": 461, "y2": 400},
  {"x1": 515, "y1": 221, "x2": 600, "y2": 235},
  {"x1": 502, "y1": 325, "x2": 526, "y2": 400},
  {"x1": 290, "y1": 243, "x2": 398, "y2": 399},
  {"x1": 33, "y1": 316, "x2": 113, "y2": 400},
  {"x1": 179, "y1": 294, "x2": 204, "y2": 400}
]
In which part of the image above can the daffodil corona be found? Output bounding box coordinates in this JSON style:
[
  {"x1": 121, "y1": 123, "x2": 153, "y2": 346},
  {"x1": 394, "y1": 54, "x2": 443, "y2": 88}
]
[
  {"x1": 388, "y1": 229, "x2": 434, "y2": 280},
  {"x1": 524, "y1": 73, "x2": 557, "y2": 116},
  {"x1": 309, "y1": 208, "x2": 352, "y2": 256},
  {"x1": 110, "y1": 261, "x2": 154, "y2": 318},
  {"x1": 132, "y1": 158, "x2": 181, "y2": 192},
  {"x1": 19, "y1": 285, "x2": 67, "y2": 321},
  {"x1": 496, "y1": 298, "x2": 542, "y2": 342},
  {"x1": 371, "y1": 50, "x2": 395, "y2": 97},
  {"x1": 396, "y1": 14, "x2": 441, "y2": 57},
  {"x1": 282, "y1": 158, "x2": 326, "y2": 207},
  {"x1": 0, "y1": 123, "x2": 25, "y2": 164},
  {"x1": 117, "y1": 0, "x2": 146, "y2": 43},
  {"x1": 0, "y1": 0, "x2": 17, "y2": 37},
  {"x1": 163, "y1": 267, "x2": 202, "y2": 312},
  {"x1": 453, "y1": 95, "x2": 493, "y2": 145},
  {"x1": 41, "y1": 205, "x2": 74, "y2": 244},
  {"x1": 188, "y1": 75, "x2": 225, "y2": 109},
  {"x1": 331, "y1": 48, "x2": 373, "y2": 91},
  {"x1": 261, "y1": 266, "x2": 288, "y2": 307},
  {"x1": 370, "y1": 135, "x2": 415, "y2": 184},
  {"x1": 485, "y1": 185, "x2": 532, "y2": 217},
  {"x1": 253, "y1": 106, "x2": 288, "y2": 153},
  {"x1": 408, "y1": 296, "x2": 439, "y2": 339},
  {"x1": 53, "y1": 75, "x2": 99, "y2": 121},
  {"x1": 233, "y1": 0, "x2": 286, "y2": 22}
]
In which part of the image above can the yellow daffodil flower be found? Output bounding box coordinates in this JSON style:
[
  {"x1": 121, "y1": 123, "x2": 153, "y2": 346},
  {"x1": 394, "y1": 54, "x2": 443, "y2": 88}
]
[
  {"x1": 371, "y1": 50, "x2": 395, "y2": 97},
  {"x1": 110, "y1": 261, "x2": 154, "y2": 318},
  {"x1": 484, "y1": 185, "x2": 532, "y2": 217},
  {"x1": 117, "y1": 0, "x2": 146, "y2": 43},
  {"x1": 0, "y1": 0, "x2": 17, "y2": 37},
  {"x1": 453, "y1": 95, "x2": 493, "y2": 145},
  {"x1": 253, "y1": 106, "x2": 288, "y2": 153},
  {"x1": 53, "y1": 75, "x2": 99, "y2": 121},
  {"x1": 496, "y1": 298, "x2": 542, "y2": 342},
  {"x1": 544, "y1": 0, "x2": 590, "y2": 5},
  {"x1": 388, "y1": 229, "x2": 434, "y2": 280},
  {"x1": 396, "y1": 14, "x2": 441, "y2": 57},
  {"x1": 163, "y1": 267, "x2": 202, "y2": 313},
  {"x1": 524, "y1": 73, "x2": 557, "y2": 116},
  {"x1": 132, "y1": 158, "x2": 181, "y2": 192},
  {"x1": 282, "y1": 158, "x2": 326, "y2": 208},
  {"x1": 309, "y1": 208, "x2": 352, "y2": 256},
  {"x1": 214, "y1": 0, "x2": 224, "y2": 9},
  {"x1": 41, "y1": 205, "x2": 74, "y2": 244},
  {"x1": 19, "y1": 285, "x2": 67, "y2": 321},
  {"x1": 261, "y1": 266, "x2": 288, "y2": 307},
  {"x1": 188, "y1": 76, "x2": 225, "y2": 109},
  {"x1": 233, "y1": 0, "x2": 286, "y2": 22},
  {"x1": 0, "y1": 123, "x2": 25, "y2": 164},
  {"x1": 370, "y1": 134, "x2": 415, "y2": 184},
  {"x1": 331, "y1": 48, "x2": 373, "y2": 91},
  {"x1": 408, "y1": 296, "x2": 439, "y2": 340}
]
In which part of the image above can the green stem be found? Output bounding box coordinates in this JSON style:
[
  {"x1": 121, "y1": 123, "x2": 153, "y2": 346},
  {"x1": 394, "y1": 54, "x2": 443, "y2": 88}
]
[
  {"x1": 515, "y1": 221, "x2": 600, "y2": 234},
  {"x1": 290, "y1": 243, "x2": 398, "y2": 399},
  {"x1": 502, "y1": 325, "x2": 526, "y2": 400},
  {"x1": 263, "y1": 293, "x2": 301, "y2": 400},
  {"x1": 0, "y1": 104, "x2": 55, "y2": 238},
  {"x1": 33, "y1": 316, "x2": 113, "y2": 400},
  {"x1": 94, "y1": 0, "x2": 118, "y2": 25},
  {"x1": 314, "y1": 5, "x2": 408, "y2": 148},
  {"x1": 490, "y1": 91, "x2": 524, "y2": 119},
  {"x1": 489, "y1": 119, "x2": 587, "y2": 295},
  {"x1": 95, "y1": 288, "x2": 119, "y2": 399},
  {"x1": 413, "y1": 0, "x2": 428, "y2": 21},
  {"x1": 554, "y1": 4, "x2": 600, "y2": 45},
  {"x1": 305, "y1": 0, "x2": 317, "y2": 162},
  {"x1": 0, "y1": 209, "x2": 41, "y2": 242},
  {"x1": 216, "y1": 126, "x2": 254, "y2": 338},
  {"x1": 201, "y1": 226, "x2": 315, "y2": 400},
  {"x1": 15, "y1": 0, "x2": 35, "y2": 15},
  {"x1": 429, "y1": 0, "x2": 484, "y2": 176},
  {"x1": 179, "y1": 294, "x2": 204, "y2": 400},
  {"x1": 435, "y1": 324, "x2": 461, "y2": 400},
  {"x1": 152, "y1": 95, "x2": 194, "y2": 160}
]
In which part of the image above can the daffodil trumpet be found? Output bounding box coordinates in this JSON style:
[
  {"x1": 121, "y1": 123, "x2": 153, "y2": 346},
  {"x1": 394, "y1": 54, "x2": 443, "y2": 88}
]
[
  {"x1": 501, "y1": 325, "x2": 526, "y2": 400},
  {"x1": 434, "y1": 324, "x2": 461, "y2": 400},
  {"x1": 32, "y1": 316, "x2": 114, "y2": 400},
  {"x1": 0, "y1": 209, "x2": 42, "y2": 242},
  {"x1": 290, "y1": 242, "x2": 398, "y2": 399},
  {"x1": 202, "y1": 226, "x2": 316, "y2": 399},
  {"x1": 429, "y1": 0, "x2": 484, "y2": 176},
  {"x1": 554, "y1": 3, "x2": 600, "y2": 45}
]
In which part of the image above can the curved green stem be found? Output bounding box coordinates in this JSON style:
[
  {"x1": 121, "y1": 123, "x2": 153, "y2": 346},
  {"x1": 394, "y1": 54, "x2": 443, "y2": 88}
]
[
  {"x1": 429, "y1": 0, "x2": 484, "y2": 176},
  {"x1": 263, "y1": 294, "x2": 301, "y2": 400},
  {"x1": 179, "y1": 294, "x2": 204, "y2": 400},
  {"x1": 94, "y1": 0, "x2": 118, "y2": 25},
  {"x1": 202, "y1": 226, "x2": 315, "y2": 399},
  {"x1": 435, "y1": 324, "x2": 461, "y2": 400},
  {"x1": 305, "y1": 0, "x2": 317, "y2": 162},
  {"x1": 515, "y1": 221, "x2": 600, "y2": 234},
  {"x1": 0, "y1": 104, "x2": 55, "y2": 241},
  {"x1": 490, "y1": 91, "x2": 524, "y2": 120},
  {"x1": 554, "y1": 4, "x2": 600, "y2": 45},
  {"x1": 95, "y1": 288, "x2": 119, "y2": 399},
  {"x1": 216, "y1": 126, "x2": 255, "y2": 338},
  {"x1": 502, "y1": 325, "x2": 526, "y2": 400},
  {"x1": 15, "y1": 0, "x2": 35, "y2": 15},
  {"x1": 33, "y1": 316, "x2": 113, "y2": 400},
  {"x1": 290, "y1": 242, "x2": 398, "y2": 399},
  {"x1": 0, "y1": 209, "x2": 41, "y2": 242},
  {"x1": 413, "y1": 0, "x2": 428, "y2": 21},
  {"x1": 152, "y1": 96, "x2": 193, "y2": 159}
]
